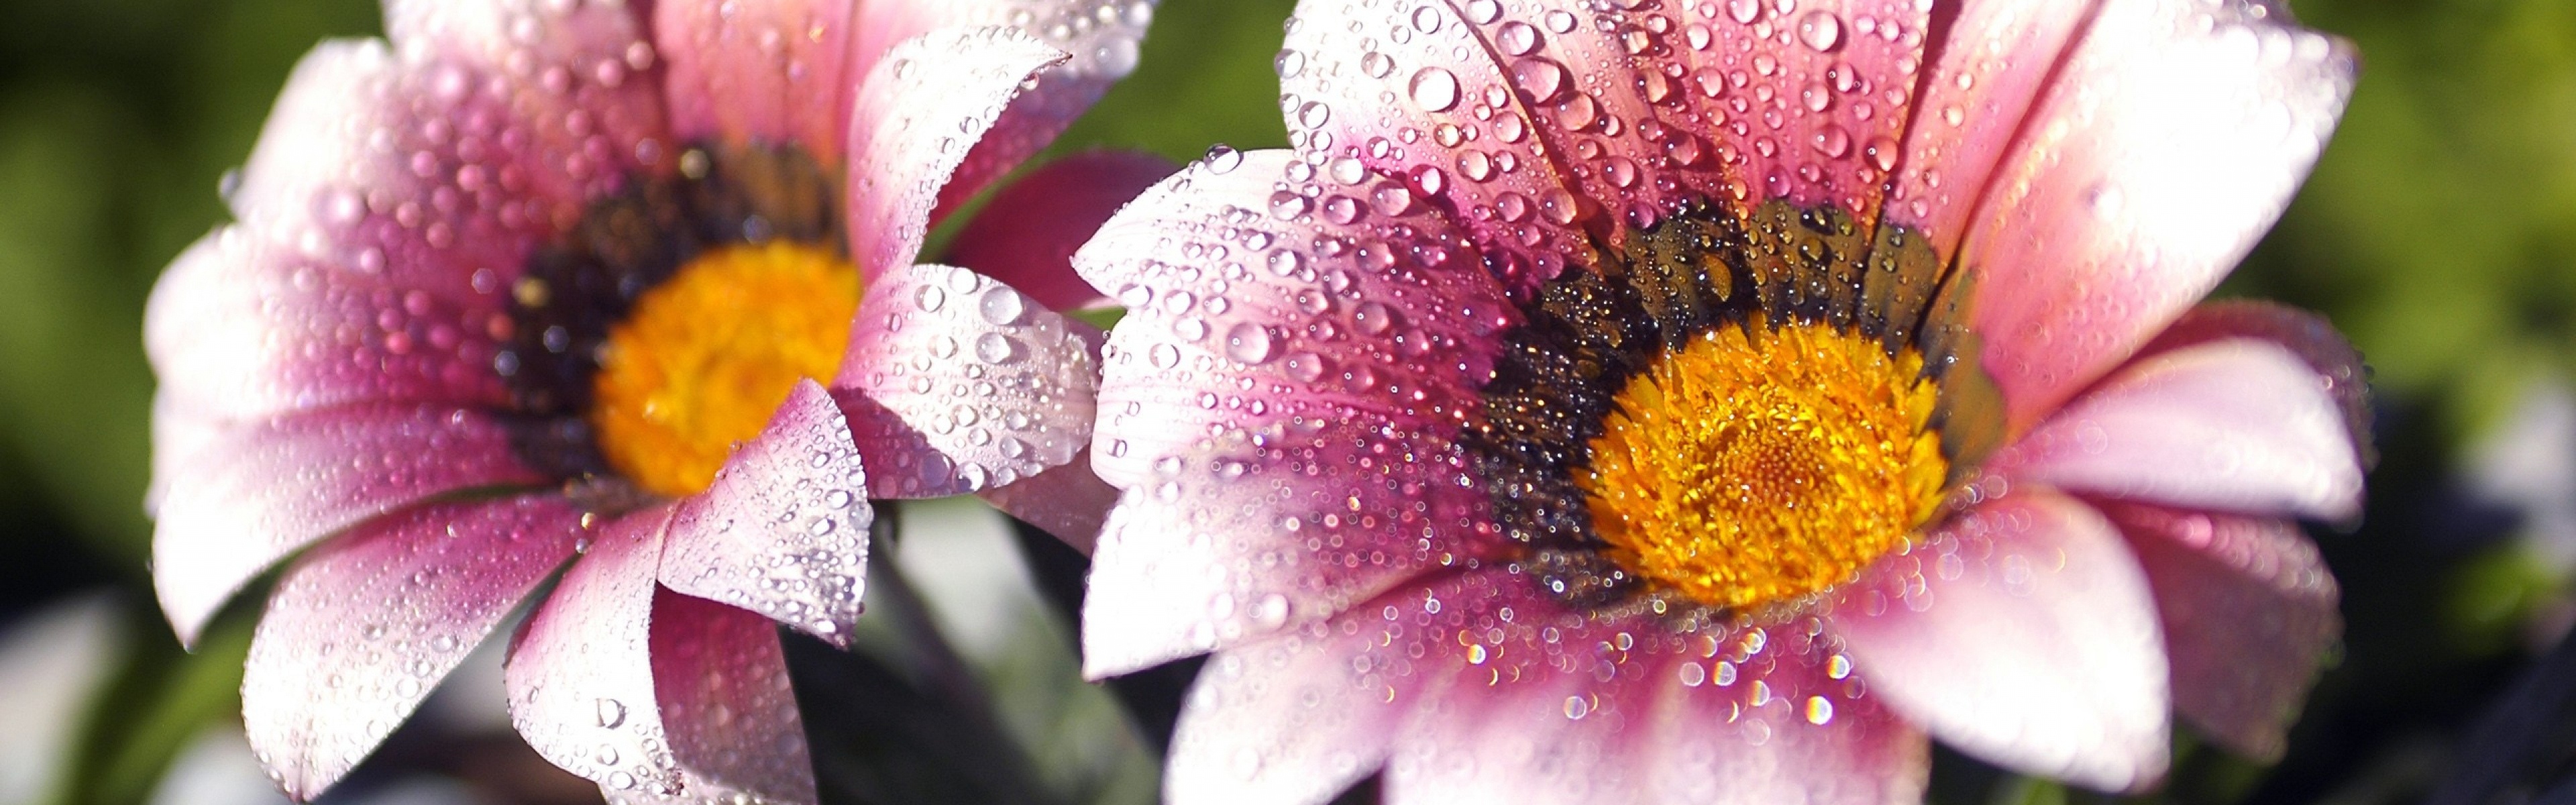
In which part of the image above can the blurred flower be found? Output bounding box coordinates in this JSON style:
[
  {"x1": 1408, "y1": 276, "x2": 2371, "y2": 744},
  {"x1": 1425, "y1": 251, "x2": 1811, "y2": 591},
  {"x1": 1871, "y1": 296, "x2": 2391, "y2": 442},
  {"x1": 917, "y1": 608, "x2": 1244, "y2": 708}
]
[
  {"x1": 142, "y1": 0, "x2": 1165, "y2": 801},
  {"x1": 1071, "y1": 0, "x2": 2367, "y2": 802}
]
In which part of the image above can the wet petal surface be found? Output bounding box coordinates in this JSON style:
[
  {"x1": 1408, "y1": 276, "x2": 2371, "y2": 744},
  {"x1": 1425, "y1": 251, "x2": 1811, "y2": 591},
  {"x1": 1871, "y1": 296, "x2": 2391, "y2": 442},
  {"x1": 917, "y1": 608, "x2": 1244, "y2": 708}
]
[
  {"x1": 506, "y1": 505, "x2": 684, "y2": 796},
  {"x1": 843, "y1": 27, "x2": 1067, "y2": 281},
  {"x1": 660, "y1": 381, "x2": 870, "y2": 647}
]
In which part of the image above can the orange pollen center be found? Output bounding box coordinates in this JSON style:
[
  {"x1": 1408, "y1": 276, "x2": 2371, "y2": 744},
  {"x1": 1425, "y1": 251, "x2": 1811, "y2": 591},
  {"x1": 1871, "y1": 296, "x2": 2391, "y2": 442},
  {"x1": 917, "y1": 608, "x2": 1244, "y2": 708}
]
[
  {"x1": 590, "y1": 241, "x2": 860, "y2": 497},
  {"x1": 1577, "y1": 323, "x2": 1948, "y2": 610}
]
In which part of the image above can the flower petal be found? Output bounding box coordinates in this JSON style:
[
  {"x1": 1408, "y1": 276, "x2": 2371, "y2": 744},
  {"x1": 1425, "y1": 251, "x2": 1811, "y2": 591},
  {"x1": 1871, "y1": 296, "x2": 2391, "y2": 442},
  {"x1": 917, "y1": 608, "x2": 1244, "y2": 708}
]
[
  {"x1": 1073, "y1": 152, "x2": 1516, "y2": 676},
  {"x1": 152, "y1": 403, "x2": 548, "y2": 647},
  {"x1": 2138, "y1": 301, "x2": 2373, "y2": 465},
  {"x1": 243, "y1": 496, "x2": 586, "y2": 800},
  {"x1": 1879, "y1": 0, "x2": 2098, "y2": 256},
  {"x1": 504, "y1": 504, "x2": 685, "y2": 795},
  {"x1": 1074, "y1": 150, "x2": 1513, "y2": 488},
  {"x1": 831, "y1": 264, "x2": 1097, "y2": 499},
  {"x1": 1278, "y1": 0, "x2": 1592, "y2": 294},
  {"x1": 1077, "y1": 416, "x2": 1495, "y2": 678},
  {"x1": 1989, "y1": 337, "x2": 2365, "y2": 521},
  {"x1": 1955, "y1": 0, "x2": 2355, "y2": 431},
  {"x1": 1163, "y1": 619, "x2": 1428, "y2": 805},
  {"x1": 1829, "y1": 488, "x2": 2171, "y2": 792},
  {"x1": 647, "y1": 591, "x2": 818, "y2": 805},
  {"x1": 943, "y1": 150, "x2": 1177, "y2": 313},
  {"x1": 1379, "y1": 572, "x2": 1925, "y2": 804},
  {"x1": 659, "y1": 380, "x2": 870, "y2": 647},
  {"x1": 651, "y1": 0, "x2": 859, "y2": 164},
  {"x1": 849, "y1": 0, "x2": 1159, "y2": 214},
  {"x1": 976, "y1": 452, "x2": 1120, "y2": 553},
  {"x1": 844, "y1": 27, "x2": 1067, "y2": 281},
  {"x1": 2096, "y1": 500, "x2": 2339, "y2": 760},
  {"x1": 151, "y1": 5, "x2": 666, "y2": 419}
]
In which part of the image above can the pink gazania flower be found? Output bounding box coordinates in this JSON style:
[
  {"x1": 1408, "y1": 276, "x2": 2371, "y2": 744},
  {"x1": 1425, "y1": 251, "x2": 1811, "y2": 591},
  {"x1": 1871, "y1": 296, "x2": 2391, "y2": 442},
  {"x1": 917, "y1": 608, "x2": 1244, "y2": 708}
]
[
  {"x1": 144, "y1": 1, "x2": 1169, "y2": 801},
  {"x1": 1073, "y1": 0, "x2": 2369, "y2": 802}
]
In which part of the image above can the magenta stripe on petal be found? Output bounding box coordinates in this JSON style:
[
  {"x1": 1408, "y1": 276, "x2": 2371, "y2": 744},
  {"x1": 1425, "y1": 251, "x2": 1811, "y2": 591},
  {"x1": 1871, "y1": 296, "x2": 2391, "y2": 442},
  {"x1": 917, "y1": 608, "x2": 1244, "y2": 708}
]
[
  {"x1": 1989, "y1": 337, "x2": 2365, "y2": 522},
  {"x1": 152, "y1": 403, "x2": 548, "y2": 647},
  {"x1": 244, "y1": 496, "x2": 586, "y2": 800},
  {"x1": 1956, "y1": 0, "x2": 2355, "y2": 433},
  {"x1": 833, "y1": 264, "x2": 1097, "y2": 499},
  {"x1": 661, "y1": 380, "x2": 871, "y2": 646},
  {"x1": 1829, "y1": 488, "x2": 2170, "y2": 792},
  {"x1": 944, "y1": 150, "x2": 1177, "y2": 313},
  {"x1": 2098, "y1": 500, "x2": 2339, "y2": 760},
  {"x1": 849, "y1": 0, "x2": 1159, "y2": 217},
  {"x1": 505, "y1": 504, "x2": 685, "y2": 795},
  {"x1": 843, "y1": 27, "x2": 1067, "y2": 282},
  {"x1": 652, "y1": 0, "x2": 859, "y2": 164},
  {"x1": 1278, "y1": 0, "x2": 1592, "y2": 294},
  {"x1": 648, "y1": 591, "x2": 819, "y2": 805},
  {"x1": 1073, "y1": 150, "x2": 1515, "y2": 488}
]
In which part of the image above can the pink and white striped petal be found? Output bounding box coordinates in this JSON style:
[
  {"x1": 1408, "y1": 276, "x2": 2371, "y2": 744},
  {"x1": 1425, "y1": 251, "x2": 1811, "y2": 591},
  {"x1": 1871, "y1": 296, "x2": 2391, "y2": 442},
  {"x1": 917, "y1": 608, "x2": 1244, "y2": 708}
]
[
  {"x1": 1829, "y1": 488, "x2": 2171, "y2": 792},
  {"x1": 848, "y1": 0, "x2": 1159, "y2": 215},
  {"x1": 1878, "y1": 0, "x2": 2098, "y2": 256},
  {"x1": 652, "y1": 0, "x2": 859, "y2": 164},
  {"x1": 943, "y1": 150, "x2": 1177, "y2": 313},
  {"x1": 1073, "y1": 150, "x2": 1514, "y2": 488},
  {"x1": 1989, "y1": 337, "x2": 2365, "y2": 521},
  {"x1": 843, "y1": 28, "x2": 1067, "y2": 281},
  {"x1": 505, "y1": 504, "x2": 686, "y2": 796},
  {"x1": 1955, "y1": 0, "x2": 2355, "y2": 432},
  {"x1": 244, "y1": 496, "x2": 587, "y2": 800},
  {"x1": 2098, "y1": 500, "x2": 2339, "y2": 760},
  {"x1": 660, "y1": 381, "x2": 870, "y2": 647},
  {"x1": 647, "y1": 591, "x2": 818, "y2": 805},
  {"x1": 1278, "y1": 0, "x2": 1592, "y2": 294},
  {"x1": 977, "y1": 453, "x2": 1121, "y2": 553},
  {"x1": 153, "y1": 403, "x2": 548, "y2": 646},
  {"x1": 832, "y1": 264, "x2": 1097, "y2": 499}
]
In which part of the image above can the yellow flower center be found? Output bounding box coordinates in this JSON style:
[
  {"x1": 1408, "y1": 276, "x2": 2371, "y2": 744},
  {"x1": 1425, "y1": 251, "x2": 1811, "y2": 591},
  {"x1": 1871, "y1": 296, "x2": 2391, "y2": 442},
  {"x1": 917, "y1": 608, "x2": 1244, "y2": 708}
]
[
  {"x1": 591, "y1": 241, "x2": 861, "y2": 497},
  {"x1": 1578, "y1": 323, "x2": 1948, "y2": 610}
]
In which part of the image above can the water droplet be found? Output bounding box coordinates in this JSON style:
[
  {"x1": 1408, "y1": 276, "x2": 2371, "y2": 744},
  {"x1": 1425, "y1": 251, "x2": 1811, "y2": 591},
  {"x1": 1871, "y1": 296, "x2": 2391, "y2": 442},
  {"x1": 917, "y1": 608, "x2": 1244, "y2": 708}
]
[
  {"x1": 1797, "y1": 11, "x2": 1843, "y2": 52},
  {"x1": 1224, "y1": 322, "x2": 1279, "y2": 364},
  {"x1": 1409, "y1": 67, "x2": 1462, "y2": 112},
  {"x1": 977, "y1": 285, "x2": 1026, "y2": 325},
  {"x1": 596, "y1": 698, "x2": 627, "y2": 729}
]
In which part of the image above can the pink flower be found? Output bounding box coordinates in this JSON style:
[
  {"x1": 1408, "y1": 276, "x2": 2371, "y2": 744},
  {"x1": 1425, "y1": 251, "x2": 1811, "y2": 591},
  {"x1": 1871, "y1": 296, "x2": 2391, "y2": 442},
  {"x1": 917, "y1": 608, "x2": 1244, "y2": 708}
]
[
  {"x1": 143, "y1": 1, "x2": 1167, "y2": 801},
  {"x1": 1073, "y1": 0, "x2": 2366, "y2": 802}
]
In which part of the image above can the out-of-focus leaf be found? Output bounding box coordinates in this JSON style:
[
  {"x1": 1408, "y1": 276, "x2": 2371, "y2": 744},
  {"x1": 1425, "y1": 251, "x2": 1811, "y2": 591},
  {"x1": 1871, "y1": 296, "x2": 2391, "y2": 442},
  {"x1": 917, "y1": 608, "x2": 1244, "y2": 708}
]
[
  {"x1": 1050, "y1": 0, "x2": 1294, "y2": 162},
  {"x1": 52, "y1": 599, "x2": 252, "y2": 805}
]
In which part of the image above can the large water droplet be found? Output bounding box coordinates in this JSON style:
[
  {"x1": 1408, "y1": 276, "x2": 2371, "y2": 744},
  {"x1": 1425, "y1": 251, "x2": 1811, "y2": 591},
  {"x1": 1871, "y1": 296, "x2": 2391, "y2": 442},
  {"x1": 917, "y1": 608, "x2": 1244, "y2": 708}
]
[{"x1": 1409, "y1": 67, "x2": 1462, "y2": 112}]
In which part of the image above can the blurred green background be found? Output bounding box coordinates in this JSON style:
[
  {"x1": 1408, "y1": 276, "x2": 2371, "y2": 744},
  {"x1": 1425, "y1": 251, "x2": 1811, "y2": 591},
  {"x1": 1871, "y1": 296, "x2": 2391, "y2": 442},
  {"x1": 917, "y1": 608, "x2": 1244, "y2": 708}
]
[{"x1": 1, "y1": 0, "x2": 2573, "y2": 802}]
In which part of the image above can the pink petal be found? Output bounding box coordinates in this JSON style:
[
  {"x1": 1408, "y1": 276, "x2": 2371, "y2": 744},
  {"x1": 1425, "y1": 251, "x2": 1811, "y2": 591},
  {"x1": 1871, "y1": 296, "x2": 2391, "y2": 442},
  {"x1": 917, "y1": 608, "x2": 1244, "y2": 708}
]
[
  {"x1": 651, "y1": 0, "x2": 858, "y2": 164},
  {"x1": 2138, "y1": 301, "x2": 2373, "y2": 464},
  {"x1": 243, "y1": 496, "x2": 586, "y2": 800},
  {"x1": 1988, "y1": 337, "x2": 2365, "y2": 521},
  {"x1": 2096, "y1": 500, "x2": 2339, "y2": 760},
  {"x1": 1277, "y1": 0, "x2": 1592, "y2": 294},
  {"x1": 1073, "y1": 150, "x2": 1514, "y2": 488},
  {"x1": 1163, "y1": 619, "x2": 1428, "y2": 805},
  {"x1": 153, "y1": 404, "x2": 548, "y2": 647},
  {"x1": 647, "y1": 591, "x2": 818, "y2": 805},
  {"x1": 1071, "y1": 152, "x2": 1516, "y2": 676},
  {"x1": 943, "y1": 150, "x2": 1177, "y2": 313},
  {"x1": 843, "y1": 27, "x2": 1067, "y2": 281},
  {"x1": 1880, "y1": 0, "x2": 2096, "y2": 256},
  {"x1": 849, "y1": 0, "x2": 1159, "y2": 215},
  {"x1": 505, "y1": 504, "x2": 685, "y2": 795},
  {"x1": 831, "y1": 264, "x2": 1097, "y2": 499},
  {"x1": 1377, "y1": 572, "x2": 1925, "y2": 804},
  {"x1": 1956, "y1": 0, "x2": 2356, "y2": 432},
  {"x1": 1829, "y1": 488, "x2": 2171, "y2": 792},
  {"x1": 976, "y1": 452, "x2": 1120, "y2": 553},
  {"x1": 150, "y1": 11, "x2": 666, "y2": 419},
  {"x1": 1079, "y1": 419, "x2": 1497, "y2": 677},
  {"x1": 660, "y1": 380, "x2": 870, "y2": 646},
  {"x1": 146, "y1": 392, "x2": 226, "y2": 516}
]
